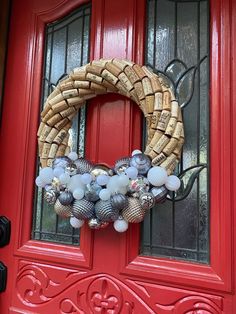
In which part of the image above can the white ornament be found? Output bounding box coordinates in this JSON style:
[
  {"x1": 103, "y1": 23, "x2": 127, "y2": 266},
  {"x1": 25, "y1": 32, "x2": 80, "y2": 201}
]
[
  {"x1": 59, "y1": 173, "x2": 71, "y2": 185},
  {"x1": 113, "y1": 218, "x2": 129, "y2": 232},
  {"x1": 118, "y1": 174, "x2": 129, "y2": 187},
  {"x1": 35, "y1": 176, "x2": 46, "y2": 187},
  {"x1": 165, "y1": 175, "x2": 181, "y2": 191},
  {"x1": 147, "y1": 166, "x2": 168, "y2": 187},
  {"x1": 67, "y1": 174, "x2": 85, "y2": 192},
  {"x1": 125, "y1": 166, "x2": 138, "y2": 179},
  {"x1": 68, "y1": 151, "x2": 78, "y2": 161},
  {"x1": 53, "y1": 167, "x2": 64, "y2": 178},
  {"x1": 99, "y1": 189, "x2": 111, "y2": 201},
  {"x1": 39, "y1": 167, "x2": 54, "y2": 184},
  {"x1": 73, "y1": 188, "x2": 85, "y2": 200},
  {"x1": 132, "y1": 149, "x2": 142, "y2": 156},
  {"x1": 96, "y1": 174, "x2": 109, "y2": 186},
  {"x1": 70, "y1": 217, "x2": 84, "y2": 228},
  {"x1": 81, "y1": 173, "x2": 93, "y2": 185}
]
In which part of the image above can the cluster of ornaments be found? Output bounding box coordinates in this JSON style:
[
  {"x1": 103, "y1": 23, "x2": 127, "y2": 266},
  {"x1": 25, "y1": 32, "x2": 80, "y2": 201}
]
[{"x1": 35, "y1": 150, "x2": 181, "y2": 232}]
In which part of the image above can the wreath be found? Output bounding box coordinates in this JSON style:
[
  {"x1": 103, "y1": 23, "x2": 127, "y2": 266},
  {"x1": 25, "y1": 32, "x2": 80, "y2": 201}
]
[{"x1": 36, "y1": 58, "x2": 184, "y2": 232}]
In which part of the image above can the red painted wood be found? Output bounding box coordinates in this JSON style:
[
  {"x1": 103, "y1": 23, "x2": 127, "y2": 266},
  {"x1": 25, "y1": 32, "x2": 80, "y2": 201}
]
[{"x1": 0, "y1": 0, "x2": 235, "y2": 313}]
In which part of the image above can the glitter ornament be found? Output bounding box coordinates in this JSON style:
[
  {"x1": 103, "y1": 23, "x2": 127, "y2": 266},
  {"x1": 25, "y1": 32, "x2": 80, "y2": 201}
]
[
  {"x1": 52, "y1": 156, "x2": 70, "y2": 169},
  {"x1": 125, "y1": 166, "x2": 138, "y2": 179},
  {"x1": 114, "y1": 157, "x2": 130, "y2": 175},
  {"x1": 58, "y1": 190, "x2": 74, "y2": 205},
  {"x1": 96, "y1": 174, "x2": 109, "y2": 186},
  {"x1": 70, "y1": 217, "x2": 84, "y2": 228},
  {"x1": 147, "y1": 166, "x2": 168, "y2": 187},
  {"x1": 88, "y1": 217, "x2": 101, "y2": 229},
  {"x1": 73, "y1": 188, "x2": 85, "y2": 200},
  {"x1": 68, "y1": 151, "x2": 78, "y2": 161},
  {"x1": 130, "y1": 153, "x2": 152, "y2": 175},
  {"x1": 122, "y1": 197, "x2": 146, "y2": 223},
  {"x1": 113, "y1": 217, "x2": 129, "y2": 232},
  {"x1": 54, "y1": 199, "x2": 72, "y2": 217},
  {"x1": 139, "y1": 192, "x2": 155, "y2": 210},
  {"x1": 151, "y1": 186, "x2": 168, "y2": 203},
  {"x1": 99, "y1": 189, "x2": 111, "y2": 201},
  {"x1": 95, "y1": 200, "x2": 119, "y2": 222},
  {"x1": 84, "y1": 182, "x2": 102, "y2": 202},
  {"x1": 72, "y1": 199, "x2": 94, "y2": 219},
  {"x1": 165, "y1": 175, "x2": 181, "y2": 191},
  {"x1": 81, "y1": 173, "x2": 93, "y2": 185},
  {"x1": 65, "y1": 163, "x2": 77, "y2": 176},
  {"x1": 128, "y1": 176, "x2": 150, "y2": 194},
  {"x1": 74, "y1": 158, "x2": 93, "y2": 174},
  {"x1": 132, "y1": 149, "x2": 142, "y2": 156},
  {"x1": 91, "y1": 164, "x2": 113, "y2": 177},
  {"x1": 44, "y1": 189, "x2": 57, "y2": 205},
  {"x1": 110, "y1": 193, "x2": 128, "y2": 211}
]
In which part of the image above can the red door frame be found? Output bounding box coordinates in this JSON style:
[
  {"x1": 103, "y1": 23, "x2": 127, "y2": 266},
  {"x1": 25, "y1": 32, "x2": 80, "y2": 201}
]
[{"x1": 0, "y1": 0, "x2": 235, "y2": 313}]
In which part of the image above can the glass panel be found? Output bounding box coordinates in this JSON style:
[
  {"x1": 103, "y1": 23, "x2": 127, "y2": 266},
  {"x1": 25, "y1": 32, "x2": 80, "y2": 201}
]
[
  {"x1": 32, "y1": 4, "x2": 91, "y2": 245},
  {"x1": 141, "y1": 0, "x2": 209, "y2": 263}
]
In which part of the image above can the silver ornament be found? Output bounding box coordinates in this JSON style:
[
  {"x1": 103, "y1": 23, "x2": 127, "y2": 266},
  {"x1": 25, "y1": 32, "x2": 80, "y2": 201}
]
[
  {"x1": 90, "y1": 164, "x2": 114, "y2": 177},
  {"x1": 58, "y1": 191, "x2": 74, "y2": 205},
  {"x1": 114, "y1": 157, "x2": 130, "y2": 175},
  {"x1": 54, "y1": 199, "x2": 72, "y2": 217},
  {"x1": 110, "y1": 193, "x2": 128, "y2": 211},
  {"x1": 122, "y1": 197, "x2": 146, "y2": 223},
  {"x1": 44, "y1": 189, "x2": 57, "y2": 205},
  {"x1": 130, "y1": 153, "x2": 151, "y2": 175},
  {"x1": 74, "y1": 158, "x2": 93, "y2": 174},
  {"x1": 51, "y1": 177, "x2": 61, "y2": 190},
  {"x1": 52, "y1": 156, "x2": 70, "y2": 169},
  {"x1": 95, "y1": 200, "x2": 119, "y2": 222},
  {"x1": 65, "y1": 163, "x2": 77, "y2": 176},
  {"x1": 84, "y1": 182, "x2": 102, "y2": 202},
  {"x1": 72, "y1": 199, "x2": 95, "y2": 219},
  {"x1": 128, "y1": 175, "x2": 150, "y2": 194},
  {"x1": 151, "y1": 186, "x2": 168, "y2": 203},
  {"x1": 88, "y1": 217, "x2": 101, "y2": 229},
  {"x1": 139, "y1": 192, "x2": 155, "y2": 210}
]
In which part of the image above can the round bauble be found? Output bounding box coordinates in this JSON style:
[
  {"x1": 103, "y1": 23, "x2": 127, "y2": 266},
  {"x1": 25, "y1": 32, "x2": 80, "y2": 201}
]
[
  {"x1": 117, "y1": 174, "x2": 129, "y2": 187},
  {"x1": 139, "y1": 192, "x2": 155, "y2": 210},
  {"x1": 151, "y1": 186, "x2": 168, "y2": 203},
  {"x1": 99, "y1": 189, "x2": 111, "y2": 201},
  {"x1": 68, "y1": 151, "x2": 78, "y2": 161},
  {"x1": 53, "y1": 167, "x2": 64, "y2": 178},
  {"x1": 96, "y1": 174, "x2": 109, "y2": 186},
  {"x1": 72, "y1": 199, "x2": 94, "y2": 219},
  {"x1": 165, "y1": 175, "x2": 181, "y2": 191},
  {"x1": 35, "y1": 176, "x2": 46, "y2": 188},
  {"x1": 74, "y1": 158, "x2": 93, "y2": 174},
  {"x1": 84, "y1": 182, "x2": 102, "y2": 202},
  {"x1": 125, "y1": 166, "x2": 138, "y2": 179},
  {"x1": 81, "y1": 173, "x2": 93, "y2": 185},
  {"x1": 39, "y1": 167, "x2": 54, "y2": 184},
  {"x1": 88, "y1": 217, "x2": 102, "y2": 229},
  {"x1": 128, "y1": 176, "x2": 150, "y2": 194},
  {"x1": 110, "y1": 193, "x2": 128, "y2": 211},
  {"x1": 59, "y1": 173, "x2": 71, "y2": 185},
  {"x1": 65, "y1": 163, "x2": 77, "y2": 176},
  {"x1": 51, "y1": 177, "x2": 61, "y2": 190},
  {"x1": 90, "y1": 164, "x2": 113, "y2": 177},
  {"x1": 130, "y1": 153, "x2": 152, "y2": 175},
  {"x1": 54, "y1": 199, "x2": 72, "y2": 217},
  {"x1": 44, "y1": 189, "x2": 57, "y2": 205},
  {"x1": 147, "y1": 166, "x2": 168, "y2": 187},
  {"x1": 52, "y1": 156, "x2": 70, "y2": 169},
  {"x1": 95, "y1": 200, "x2": 119, "y2": 222},
  {"x1": 67, "y1": 174, "x2": 84, "y2": 192},
  {"x1": 113, "y1": 217, "x2": 129, "y2": 232},
  {"x1": 73, "y1": 188, "x2": 85, "y2": 200},
  {"x1": 131, "y1": 149, "x2": 142, "y2": 156},
  {"x1": 70, "y1": 217, "x2": 84, "y2": 228},
  {"x1": 114, "y1": 157, "x2": 130, "y2": 175},
  {"x1": 122, "y1": 197, "x2": 146, "y2": 223},
  {"x1": 58, "y1": 191, "x2": 74, "y2": 205}
]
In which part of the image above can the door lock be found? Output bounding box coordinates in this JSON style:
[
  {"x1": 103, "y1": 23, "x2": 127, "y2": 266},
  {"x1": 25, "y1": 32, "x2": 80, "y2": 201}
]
[{"x1": 0, "y1": 216, "x2": 11, "y2": 247}]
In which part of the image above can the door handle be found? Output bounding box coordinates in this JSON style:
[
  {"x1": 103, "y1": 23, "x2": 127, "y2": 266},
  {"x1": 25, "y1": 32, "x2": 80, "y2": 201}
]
[
  {"x1": 0, "y1": 262, "x2": 7, "y2": 292},
  {"x1": 0, "y1": 216, "x2": 11, "y2": 247}
]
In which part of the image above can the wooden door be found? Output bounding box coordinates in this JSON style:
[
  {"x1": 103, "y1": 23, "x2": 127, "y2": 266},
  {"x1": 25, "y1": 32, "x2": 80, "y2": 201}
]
[{"x1": 0, "y1": 0, "x2": 235, "y2": 313}]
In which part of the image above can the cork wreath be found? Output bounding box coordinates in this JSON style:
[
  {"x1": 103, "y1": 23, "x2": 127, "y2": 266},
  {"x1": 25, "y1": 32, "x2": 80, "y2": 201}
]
[{"x1": 36, "y1": 58, "x2": 184, "y2": 232}]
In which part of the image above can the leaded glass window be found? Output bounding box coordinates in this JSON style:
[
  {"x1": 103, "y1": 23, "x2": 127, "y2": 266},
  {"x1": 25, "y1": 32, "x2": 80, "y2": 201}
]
[
  {"x1": 141, "y1": 0, "x2": 209, "y2": 263},
  {"x1": 32, "y1": 4, "x2": 91, "y2": 245}
]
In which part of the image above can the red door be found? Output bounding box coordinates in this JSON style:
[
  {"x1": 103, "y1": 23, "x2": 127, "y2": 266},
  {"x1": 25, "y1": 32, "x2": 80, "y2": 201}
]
[{"x1": 0, "y1": 0, "x2": 235, "y2": 313}]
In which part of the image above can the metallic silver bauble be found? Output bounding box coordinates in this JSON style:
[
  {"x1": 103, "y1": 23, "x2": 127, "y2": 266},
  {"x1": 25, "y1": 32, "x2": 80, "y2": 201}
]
[
  {"x1": 51, "y1": 177, "x2": 61, "y2": 190},
  {"x1": 139, "y1": 192, "x2": 155, "y2": 210},
  {"x1": 121, "y1": 197, "x2": 146, "y2": 223},
  {"x1": 95, "y1": 200, "x2": 119, "y2": 222},
  {"x1": 84, "y1": 182, "x2": 102, "y2": 202},
  {"x1": 52, "y1": 156, "x2": 70, "y2": 169},
  {"x1": 54, "y1": 199, "x2": 72, "y2": 217},
  {"x1": 114, "y1": 157, "x2": 130, "y2": 175},
  {"x1": 74, "y1": 158, "x2": 93, "y2": 174},
  {"x1": 44, "y1": 189, "x2": 57, "y2": 205},
  {"x1": 151, "y1": 186, "x2": 168, "y2": 203},
  {"x1": 88, "y1": 217, "x2": 101, "y2": 229},
  {"x1": 110, "y1": 193, "x2": 128, "y2": 211},
  {"x1": 72, "y1": 199, "x2": 95, "y2": 219},
  {"x1": 90, "y1": 164, "x2": 114, "y2": 177},
  {"x1": 58, "y1": 191, "x2": 74, "y2": 205},
  {"x1": 65, "y1": 163, "x2": 77, "y2": 176},
  {"x1": 130, "y1": 153, "x2": 151, "y2": 175},
  {"x1": 128, "y1": 176, "x2": 150, "y2": 194}
]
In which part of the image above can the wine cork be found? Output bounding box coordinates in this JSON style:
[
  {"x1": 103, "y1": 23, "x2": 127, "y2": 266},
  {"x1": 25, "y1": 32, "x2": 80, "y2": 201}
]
[
  {"x1": 41, "y1": 102, "x2": 51, "y2": 118},
  {"x1": 42, "y1": 109, "x2": 54, "y2": 123},
  {"x1": 172, "y1": 122, "x2": 183, "y2": 140},
  {"x1": 145, "y1": 95, "x2": 155, "y2": 113},
  {"x1": 38, "y1": 140, "x2": 44, "y2": 155},
  {"x1": 105, "y1": 62, "x2": 122, "y2": 77},
  {"x1": 124, "y1": 66, "x2": 140, "y2": 84},
  {"x1": 151, "y1": 77, "x2": 162, "y2": 93},
  {"x1": 55, "y1": 118, "x2": 70, "y2": 130},
  {"x1": 48, "y1": 93, "x2": 64, "y2": 106},
  {"x1": 116, "y1": 81, "x2": 129, "y2": 97},
  {"x1": 129, "y1": 89, "x2": 139, "y2": 104},
  {"x1": 91, "y1": 82, "x2": 107, "y2": 94},
  {"x1": 47, "y1": 87, "x2": 61, "y2": 101},
  {"x1": 56, "y1": 144, "x2": 66, "y2": 157},
  {"x1": 171, "y1": 100, "x2": 179, "y2": 118},
  {"x1": 86, "y1": 65, "x2": 103, "y2": 76},
  {"x1": 48, "y1": 143, "x2": 58, "y2": 158},
  {"x1": 45, "y1": 128, "x2": 59, "y2": 144},
  {"x1": 173, "y1": 137, "x2": 184, "y2": 155},
  {"x1": 152, "y1": 153, "x2": 167, "y2": 166},
  {"x1": 146, "y1": 114, "x2": 152, "y2": 130},
  {"x1": 73, "y1": 81, "x2": 90, "y2": 89},
  {"x1": 147, "y1": 150, "x2": 158, "y2": 159},
  {"x1": 67, "y1": 112, "x2": 77, "y2": 121},
  {"x1": 163, "y1": 91, "x2": 171, "y2": 111},
  {"x1": 181, "y1": 126, "x2": 185, "y2": 138},
  {"x1": 134, "y1": 82, "x2": 145, "y2": 100},
  {"x1": 70, "y1": 72, "x2": 86, "y2": 81},
  {"x1": 37, "y1": 122, "x2": 46, "y2": 136},
  {"x1": 154, "y1": 92, "x2": 163, "y2": 110},
  {"x1": 102, "y1": 79, "x2": 118, "y2": 92},
  {"x1": 60, "y1": 106, "x2": 76, "y2": 118},
  {"x1": 112, "y1": 58, "x2": 128, "y2": 70},
  {"x1": 59, "y1": 81, "x2": 74, "y2": 91},
  {"x1": 167, "y1": 161, "x2": 177, "y2": 176},
  {"x1": 66, "y1": 96, "x2": 84, "y2": 106},
  {"x1": 63, "y1": 122, "x2": 72, "y2": 132},
  {"x1": 150, "y1": 111, "x2": 161, "y2": 129},
  {"x1": 147, "y1": 128, "x2": 156, "y2": 145},
  {"x1": 153, "y1": 134, "x2": 170, "y2": 154},
  {"x1": 62, "y1": 133, "x2": 69, "y2": 146},
  {"x1": 160, "y1": 153, "x2": 177, "y2": 170},
  {"x1": 142, "y1": 77, "x2": 153, "y2": 96},
  {"x1": 83, "y1": 94, "x2": 96, "y2": 100},
  {"x1": 53, "y1": 129, "x2": 68, "y2": 145},
  {"x1": 163, "y1": 138, "x2": 178, "y2": 156},
  {"x1": 118, "y1": 72, "x2": 133, "y2": 91},
  {"x1": 47, "y1": 159, "x2": 54, "y2": 167},
  {"x1": 51, "y1": 100, "x2": 68, "y2": 114},
  {"x1": 41, "y1": 143, "x2": 51, "y2": 159},
  {"x1": 147, "y1": 130, "x2": 164, "y2": 150},
  {"x1": 91, "y1": 59, "x2": 109, "y2": 67},
  {"x1": 122, "y1": 59, "x2": 134, "y2": 67},
  {"x1": 141, "y1": 66, "x2": 153, "y2": 78},
  {"x1": 101, "y1": 69, "x2": 119, "y2": 85},
  {"x1": 47, "y1": 113, "x2": 62, "y2": 127},
  {"x1": 62, "y1": 89, "x2": 79, "y2": 99},
  {"x1": 39, "y1": 125, "x2": 52, "y2": 141},
  {"x1": 157, "y1": 110, "x2": 171, "y2": 131},
  {"x1": 139, "y1": 100, "x2": 148, "y2": 117},
  {"x1": 78, "y1": 88, "x2": 95, "y2": 97},
  {"x1": 165, "y1": 117, "x2": 177, "y2": 136},
  {"x1": 86, "y1": 72, "x2": 103, "y2": 84},
  {"x1": 133, "y1": 64, "x2": 146, "y2": 79},
  {"x1": 40, "y1": 159, "x2": 48, "y2": 168},
  {"x1": 178, "y1": 108, "x2": 183, "y2": 122},
  {"x1": 65, "y1": 146, "x2": 71, "y2": 156}
]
